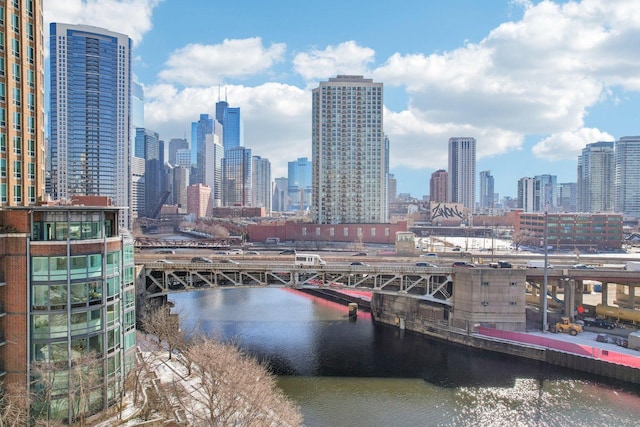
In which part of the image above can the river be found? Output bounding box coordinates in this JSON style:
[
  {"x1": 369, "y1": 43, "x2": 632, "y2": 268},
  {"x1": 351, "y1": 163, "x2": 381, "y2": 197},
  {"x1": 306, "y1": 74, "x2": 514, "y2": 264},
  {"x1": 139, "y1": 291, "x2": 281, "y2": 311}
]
[{"x1": 169, "y1": 287, "x2": 640, "y2": 426}]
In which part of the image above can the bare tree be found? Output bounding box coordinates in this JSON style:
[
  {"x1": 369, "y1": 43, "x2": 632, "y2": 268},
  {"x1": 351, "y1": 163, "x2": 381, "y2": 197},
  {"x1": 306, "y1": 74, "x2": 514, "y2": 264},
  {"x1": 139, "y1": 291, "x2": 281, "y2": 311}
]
[
  {"x1": 0, "y1": 380, "x2": 31, "y2": 427},
  {"x1": 171, "y1": 337, "x2": 303, "y2": 427},
  {"x1": 142, "y1": 304, "x2": 184, "y2": 360},
  {"x1": 511, "y1": 229, "x2": 538, "y2": 251},
  {"x1": 68, "y1": 352, "x2": 101, "y2": 426}
]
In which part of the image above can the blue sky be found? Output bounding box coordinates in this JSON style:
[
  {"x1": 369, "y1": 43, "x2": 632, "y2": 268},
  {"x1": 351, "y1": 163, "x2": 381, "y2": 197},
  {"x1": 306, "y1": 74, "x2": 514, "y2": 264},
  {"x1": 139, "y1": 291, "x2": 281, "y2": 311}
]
[{"x1": 45, "y1": 0, "x2": 640, "y2": 200}]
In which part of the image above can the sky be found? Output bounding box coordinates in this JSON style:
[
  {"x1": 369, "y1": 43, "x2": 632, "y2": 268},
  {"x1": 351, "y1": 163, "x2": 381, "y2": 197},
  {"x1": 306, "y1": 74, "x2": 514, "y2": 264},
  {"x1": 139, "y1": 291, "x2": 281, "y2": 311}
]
[{"x1": 44, "y1": 0, "x2": 640, "y2": 200}]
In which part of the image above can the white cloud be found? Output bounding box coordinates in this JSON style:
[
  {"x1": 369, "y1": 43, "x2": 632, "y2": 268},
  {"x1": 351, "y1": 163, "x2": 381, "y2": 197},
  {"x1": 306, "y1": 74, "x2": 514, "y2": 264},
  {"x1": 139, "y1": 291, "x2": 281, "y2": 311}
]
[
  {"x1": 532, "y1": 128, "x2": 615, "y2": 160},
  {"x1": 44, "y1": 0, "x2": 162, "y2": 46},
  {"x1": 292, "y1": 41, "x2": 375, "y2": 81},
  {"x1": 158, "y1": 38, "x2": 287, "y2": 86}
]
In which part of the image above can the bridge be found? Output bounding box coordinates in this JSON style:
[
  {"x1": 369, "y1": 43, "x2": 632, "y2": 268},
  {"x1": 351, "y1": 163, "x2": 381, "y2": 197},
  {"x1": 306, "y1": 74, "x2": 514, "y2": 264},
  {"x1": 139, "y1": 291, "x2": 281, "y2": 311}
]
[
  {"x1": 135, "y1": 237, "x2": 242, "y2": 249},
  {"x1": 142, "y1": 262, "x2": 455, "y2": 306}
]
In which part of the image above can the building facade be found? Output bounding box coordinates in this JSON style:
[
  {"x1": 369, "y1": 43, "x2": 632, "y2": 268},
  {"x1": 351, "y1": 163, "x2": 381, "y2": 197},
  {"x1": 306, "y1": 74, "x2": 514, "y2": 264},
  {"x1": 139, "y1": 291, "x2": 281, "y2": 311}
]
[
  {"x1": 0, "y1": 203, "x2": 135, "y2": 422},
  {"x1": 168, "y1": 138, "x2": 188, "y2": 167},
  {"x1": 311, "y1": 75, "x2": 388, "y2": 224},
  {"x1": 430, "y1": 169, "x2": 448, "y2": 203},
  {"x1": 251, "y1": 156, "x2": 271, "y2": 212},
  {"x1": 615, "y1": 136, "x2": 640, "y2": 218},
  {"x1": 535, "y1": 174, "x2": 557, "y2": 212},
  {"x1": 577, "y1": 141, "x2": 615, "y2": 213},
  {"x1": 0, "y1": 0, "x2": 46, "y2": 207},
  {"x1": 517, "y1": 177, "x2": 538, "y2": 212},
  {"x1": 479, "y1": 170, "x2": 494, "y2": 209},
  {"x1": 223, "y1": 146, "x2": 252, "y2": 207},
  {"x1": 222, "y1": 107, "x2": 242, "y2": 152},
  {"x1": 186, "y1": 183, "x2": 211, "y2": 218},
  {"x1": 272, "y1": 177, "x2": 288, "y2": 212},
  {"x1": 514, "y1": 211, "x2": 622, "y2": 251},
  {"x1": 49, "y1": 23, "x2": 132, "y2": 229},
  {"x1": 287, "y1": 157, "x2": 312, "y2": 211},
  {"x1": 203, "y1": 133, "x2": 223, "y2": 207},
  {"x1": 557, "y1": 182, "x2": 578, "y2": 213},
  {"x1": 447, "y1": 137, "x2": 476, "y2": 210}
]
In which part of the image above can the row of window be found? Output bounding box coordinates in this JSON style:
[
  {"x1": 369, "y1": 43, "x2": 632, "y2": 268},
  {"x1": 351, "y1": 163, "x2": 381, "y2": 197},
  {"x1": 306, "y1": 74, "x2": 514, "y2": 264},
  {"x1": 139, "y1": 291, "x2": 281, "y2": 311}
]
[
  {"x1": 0, "y1": 133, "x2": 37, "y2": 155},
  {"x1": 31, "y1": 219, "x2": 114, "y2": 241},
  {"x1": 0, "y1": 108, "x2": 37, "y2": 131},
  {"x1": 0, "y1": 158, "x2": 36, "y2": 178},
  {"x1": 0, "y1": 183, "x2": 35, "y2": 203}
]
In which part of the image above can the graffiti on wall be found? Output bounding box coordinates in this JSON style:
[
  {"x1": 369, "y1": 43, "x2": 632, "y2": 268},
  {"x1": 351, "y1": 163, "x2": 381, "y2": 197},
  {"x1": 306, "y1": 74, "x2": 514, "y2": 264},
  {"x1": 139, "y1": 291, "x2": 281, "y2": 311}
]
[{"x1": 431, "y1": 202, "x2": 465, "y2": 221}]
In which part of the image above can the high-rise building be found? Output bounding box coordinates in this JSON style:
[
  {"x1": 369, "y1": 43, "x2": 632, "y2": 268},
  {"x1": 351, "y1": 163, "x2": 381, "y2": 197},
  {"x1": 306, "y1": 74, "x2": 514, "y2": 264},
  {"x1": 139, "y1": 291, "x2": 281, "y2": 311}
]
[
  {"x1": 135, "y1": 128, "x2": 165, "y2": 217},
  {"x1": 175, "y1": 148, "x2": 191, "y2": 169},
  {"x1": 288, "y1": 157, "x2": 312, "y2": 211},
  {"x1": 430, "y1": 169, "x2": 448, "y2": 203},
  {"x1": 252, "y1": 156, "x2": 271, "y2": 212},
  {"x1": 222, "y1": 107, "x2": 243, "y2": 151},
  {"x1": 577, "y1": 141, "x2": 615, "y2": 213},
  {"x1": 191, "y1": 114, "x2": 213, "y2": 184},
  {"x1": 131, "y1": 156, "x2": 145, "y2": 219},
  {"x1": 615, "y1": 136, "x2": 640, "y2": 218},
  {"x1": 0, "y1": 0, "x2": 45, "y2": 206},
  {"x1": 49, "y1": 23, "x2": 133, "y2": 229},
  {"x1": 535, "y1": 174, "x2": 557, "y2": 212},
  {"x1": 187, "y1": 183, "x2": 212, "y2": 218},
  {"x1": 557, "y1": 182, "x2": 577, "y2": 212},
  {"x1": 168, "y1": 138, "x2": 188, "y2": 166},
  {"x1": 479, "y1": 170, "x2": 494, "y2": 209},
  {"x1": 447, "y1": 137, "x2": 476, "y2": 210},
  {"x1": 388, "y1": 173, "x2": 397, "y2": 204},
  {"x1": 203, "y1": 133, "x2": 224, "y2": 207},
  {"x1": 272, "y1": 177, "x2": 288, "y2": 212},
  {"x1": 171, "y1": 165, "x2": 189, "y2": 208},
  {"x1": 311, "y1": 75, "x2": 387, "y2": 224},
  {"x1": 223, "y1": 146, "x2": 252, "y2": 206},
  {"x1": 517, "y1": 177, "x2": 538, "y2": 212}
]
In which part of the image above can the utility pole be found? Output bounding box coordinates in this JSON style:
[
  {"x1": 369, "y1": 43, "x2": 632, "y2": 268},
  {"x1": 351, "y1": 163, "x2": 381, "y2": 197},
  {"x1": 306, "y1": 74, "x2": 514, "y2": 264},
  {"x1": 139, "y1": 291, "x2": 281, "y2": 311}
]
[{"x1": 542, "y1": 211, "x2": 549, "y2": 332}]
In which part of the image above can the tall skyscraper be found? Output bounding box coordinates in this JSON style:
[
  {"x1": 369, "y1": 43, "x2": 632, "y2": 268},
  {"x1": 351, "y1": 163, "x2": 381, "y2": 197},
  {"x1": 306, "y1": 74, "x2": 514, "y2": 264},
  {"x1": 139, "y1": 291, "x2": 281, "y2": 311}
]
[
  {"x1": 479, "y1": 170, "x2": 494, "y2": 209},
  {"x1": 535, "y1": 174, "x2": 557, "y2": 211},
  {"x1": 557, "y1": 182, "x2": 577, "y2": 212},
  {"x1": 168, "y1": 137, "x2": 188, "y2": 166},
  {"x1": 252, "y1": 156, "x2": 271, "y2": 211},
  {"x1": 222, "y1": 107, "x2": 243, "y2": 151},
  {"x1": 288, "y1": 157, "x2": 312, "y2": 211},
  {"x1": 430, "y1": 169, "x2": 448, "y2": 203},
  {"x1": 49, "y1": 23, "x2": 132, "y2": 228},
  {"x1": 577, "y1": 141, "x2": 615, "y2": 213},
  {"x1": 0, "y1": 0, "x2": 45, "y2": 206},
  {"x1": 191, "y1": 113, "x2": 213, "y2": 183},
  {"x1": 312, "y1": 75, "x2": 387, "y2": 224},
  {"x1": 135, "y1": 128, "x2": 165, "y2": 217},
  {"x1": 448, "y1": 137, "x2": 476, "y2": 209},
  {"x1": 203, "y1": 133, "x2": 224, "y2": 207},
  {"x1": 223, "y1": 146, "x2": 252, "y2": 206},
  {"x1": 517, "y1": 177, "x2": 538, "y2": 212},
  {"x1": 272, "y1": 177, "x2": 288, "y2": 212},
  {"x1": 615, "y1": 136, "x2": 640, "y2": 218}
]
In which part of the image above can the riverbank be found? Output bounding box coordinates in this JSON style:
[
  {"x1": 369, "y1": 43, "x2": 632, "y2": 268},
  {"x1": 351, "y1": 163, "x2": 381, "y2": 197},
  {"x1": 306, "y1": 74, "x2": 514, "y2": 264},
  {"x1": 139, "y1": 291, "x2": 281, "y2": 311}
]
[{"x1": 371, "y1": 292, "x2": 640, "y2": 386}]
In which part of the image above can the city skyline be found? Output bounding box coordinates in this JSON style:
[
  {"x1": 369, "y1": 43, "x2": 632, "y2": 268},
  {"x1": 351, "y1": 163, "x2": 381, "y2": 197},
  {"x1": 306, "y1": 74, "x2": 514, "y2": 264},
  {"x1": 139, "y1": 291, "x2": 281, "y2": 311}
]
[{"x1": 44, "y1": 1, "x2": 640, "y2": 199}]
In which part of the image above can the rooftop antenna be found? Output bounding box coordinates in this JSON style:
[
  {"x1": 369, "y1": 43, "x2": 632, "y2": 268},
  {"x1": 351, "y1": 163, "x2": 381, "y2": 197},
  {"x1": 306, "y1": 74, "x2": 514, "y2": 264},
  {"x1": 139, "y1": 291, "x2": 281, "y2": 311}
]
[
  {"x1": 217, "y1": 84, "x2": 221, "y2": 102},
  {"x1": 225, "y1": 87, "x2": 228, "y2": 102}
]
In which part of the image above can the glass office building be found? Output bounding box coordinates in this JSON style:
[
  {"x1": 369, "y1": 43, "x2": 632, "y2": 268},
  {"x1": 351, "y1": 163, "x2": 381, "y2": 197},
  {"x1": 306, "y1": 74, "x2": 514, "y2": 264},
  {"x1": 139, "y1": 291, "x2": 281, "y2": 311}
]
[
  {"x1": 0, "y1": 203, "x2": 135, "y2": 422},
  {"x1": 223, "y1": 146, "x2": 251, "y2": 206},
  {"x1": 49, "y1": 24, "x2": 132, "y2": 229},
  {"x1": 615, "y1": 136, "x2": 640, "y2": 218}
]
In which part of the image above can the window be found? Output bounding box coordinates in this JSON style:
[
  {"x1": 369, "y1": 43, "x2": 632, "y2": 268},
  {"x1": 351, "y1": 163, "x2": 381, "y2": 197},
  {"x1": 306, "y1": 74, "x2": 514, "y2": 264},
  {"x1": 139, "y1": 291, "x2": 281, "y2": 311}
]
[
  {"x1": 28, "y1": 116, "x2": 34, "y2": 133},
  {"x1": 13, "y1": 160, "x2": 21, "y2": 178},
  {"x1": 27, "y1": 93, "x2": 34, "y2": 111},
  {"x1": 12, "y1": 87, "x2": 19, "y2": 105},
  {"x1": 0, "y1": 108, "x2": 5, "y2": 126},
  {"x1": 0, "y1": 82, "x2": 4, "y2": 101},
  {"x1": 12, "y1": 136, "x2": 20, "y2": 154},
  {"x1": 27, "y1": 69, "x2": 33, "y2": 87},
  {"x1": 0, "y1": 57, "x2": 4, "y2": 75},
  {"x1": 28, "y1": 185, "x2": 35, "y2": 202},
  {"x1": 13, "y1": 111, "x2": 20, "y2": 130},
  {"x1": 0, "y1": 134, "x2": 4, "y2": 152},
  {"x1": 27, "y1": 138, "x2": 34, "y2": 156},
  {"x1": 28, "y1": 162, "x2": 34, "y2": 179},
  {"x1": 0, "y1": 159, "x2": 5, "y2": 177},
  {"x1": 27, "y1": 46, "x2": 33, "y2": 64},
  {"x1": 10, "y1": 13, "x2": 18, "y2": 32},
  {"x1": 27, "y1": 22, "x2": 33, "y2": 41},
  {"x1": 11, "y1": 38, "x2": 18, "y2": 57},
  {"x1": 13, "y1": 184, "x2": 21, "y2": 203},
  {"x1": 0, "y1": 184, "x2": 6, "y2": 203},
  {"x1": 12, "y1": 63, "x2": 19, "y2": 82}
]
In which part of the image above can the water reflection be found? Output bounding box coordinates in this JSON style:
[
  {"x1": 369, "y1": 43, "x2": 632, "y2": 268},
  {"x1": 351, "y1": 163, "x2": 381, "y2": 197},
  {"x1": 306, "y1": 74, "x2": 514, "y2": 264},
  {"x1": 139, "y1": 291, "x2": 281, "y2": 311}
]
[{"x1": 171, "y1": 287, "x2": 640, "y2": 427}]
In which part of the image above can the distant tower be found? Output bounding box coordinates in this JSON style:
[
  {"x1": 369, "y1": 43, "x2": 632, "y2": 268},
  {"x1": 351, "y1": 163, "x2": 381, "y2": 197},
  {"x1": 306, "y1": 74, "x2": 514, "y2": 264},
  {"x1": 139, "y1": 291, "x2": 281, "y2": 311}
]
[
  {"x1": 312, "y1": 75, "x2": 387, "y2": 224},
  {"x1": 168, "y1": 138, "x2": 188, "y2": 166},
  {"x1": 577, "y1": 141, "x2": 615, "y2": 213},
  {"x1": 222, "y1": 107, "x2": 243, "y2": 151},
  {"x1": 288, "y1": 157, "x2": 312, "y2": 211},
  {"x1": 252, "y1": 156, "x2": 271, "y2": 211},
  {"x1": 223, "y1": 147, "x2": 252, "y2": 206},
  {"x1": 430, "y1": 169, "x2": 448, "y2": 203},
  {"x1": 273, "y1": 177, "x2": 288, "y2": 212},
  {"x1": 388, "y1": 173, "x2": 397, "y2": 204},
  {"x1": 479, "y1": 170, "x2": 494, "y2": 209},
  {"x1": 49, "y1": 23, "x2": 133, "y2": 229},
  {"x1": 517, "y1": 177, "x2": 538, "y2": 212},
  {"x1": 448, "y1": 137, "x2": 476, "y2": 209},
  {"x1": 615, "y1": 136, "x2": 640, "y2": 218},
  {"x1": 535, "y1": 174, "x2": 557, "y2": 212}
]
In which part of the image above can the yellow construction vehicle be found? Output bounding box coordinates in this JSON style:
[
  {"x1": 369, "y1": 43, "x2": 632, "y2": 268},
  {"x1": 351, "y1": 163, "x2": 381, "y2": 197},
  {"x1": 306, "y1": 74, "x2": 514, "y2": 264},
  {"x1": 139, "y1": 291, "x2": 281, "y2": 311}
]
[{"x1": 549, "y1": 317, "x2": 583, "y2": 336}]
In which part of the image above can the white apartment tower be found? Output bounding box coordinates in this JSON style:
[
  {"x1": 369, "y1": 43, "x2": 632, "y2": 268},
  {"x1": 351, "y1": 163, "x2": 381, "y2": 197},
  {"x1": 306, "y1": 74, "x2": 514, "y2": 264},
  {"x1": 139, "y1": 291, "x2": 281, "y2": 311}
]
[
  {"x1": 615, "y1": 136, "x2": 640, "y2": 218},
  {"x1": 312, "y1": 75, "x2": 388, "y2": 224},
  {"x1": 577, "y1": 141, "x2": 615, "y2": 213},
  {"x1": 448, "y1": 137, "x2": 476, "y2": 209}
]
